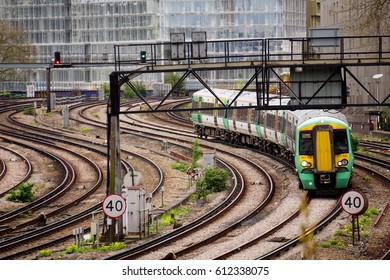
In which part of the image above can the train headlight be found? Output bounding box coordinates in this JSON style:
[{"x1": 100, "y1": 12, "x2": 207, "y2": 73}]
[
  {"x1": 301, "y1": 160, "x2": 311, "y2": 167},
  {"x1": 337, "y1": 159, "x2": 348, "y2": 166}
]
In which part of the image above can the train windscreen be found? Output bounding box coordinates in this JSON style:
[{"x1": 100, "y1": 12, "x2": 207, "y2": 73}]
[
  {"x1": 299, "y1": 132, "x2": 313, "y2": 155},
  {"x1": 334, "y1": 130, "x2": 349, "y2": 154}
]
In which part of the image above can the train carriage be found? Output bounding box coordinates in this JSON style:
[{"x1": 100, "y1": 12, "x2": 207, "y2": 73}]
[{"x1": 191, "y1": 88, "x2": 354, "y2": 192}]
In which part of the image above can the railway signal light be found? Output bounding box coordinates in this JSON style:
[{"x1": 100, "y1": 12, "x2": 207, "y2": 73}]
[
  {"x1": 52, "y1": 52, "x2": 71, "y2": 68},
  {"x1": 140, "y1": 51, "x2": 146, "y2": 63},
  {"x1": 54, "y1": 51, "x2": 61, "y2": 65}
]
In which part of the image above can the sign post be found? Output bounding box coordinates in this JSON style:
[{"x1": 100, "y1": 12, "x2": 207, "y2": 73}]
[
  {"x1": 102, "y1": 194, "x2": 126, "y2": 242},
  {"x1": 341, "y1": 190, "x2": 368, "y2": 246}
]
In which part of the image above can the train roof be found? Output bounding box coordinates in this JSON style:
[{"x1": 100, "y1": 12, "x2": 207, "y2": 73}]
[
  {"x1": 192, "y1": 88, "x2": 280, "y2": 103},
  {"x1": 192, "y1": 88, "x2": 349, "y2": 125}
]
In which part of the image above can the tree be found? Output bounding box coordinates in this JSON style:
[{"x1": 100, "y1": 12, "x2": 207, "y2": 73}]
[
  {"x1": 164, "y1": 73, "x2": 187, "y2": 96},
  {"x1": 380, "y1": 106, "x2": 390, "y2": 131},
  {"x1": 101, "y1": 82, "x2": 110, "y2": 96},
  {"x1": 0, "y1": 20, "x2": 36, "y2": 82},
  {"x1": 191, "y1": 139, "x2": 203, "y2": 168},
  {"x1": 343, "y1": 0, "x2": 389, "y2": 35},
  {"x1": 122, "y1": 81, "x2": 147, "y2": 98}
]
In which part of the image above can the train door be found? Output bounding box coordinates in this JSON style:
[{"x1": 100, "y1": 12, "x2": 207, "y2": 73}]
[
  {"x1": 248, "y1": 103, "x2": 253, "y2": 135},
  {"x1": 313, "y1": 125, "x2": 334, "y2": 172},
  {"x1": 231, "y1": 101, "x2": 237, "y2": 131}
]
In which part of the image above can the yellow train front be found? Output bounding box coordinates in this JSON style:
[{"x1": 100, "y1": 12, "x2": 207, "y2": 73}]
[{"x1": 294, "y1": 114, "x2": 354, "y2": 191}]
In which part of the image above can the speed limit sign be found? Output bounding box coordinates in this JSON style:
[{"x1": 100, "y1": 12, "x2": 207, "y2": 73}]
[
  {"x1": 102, "y1": 194, "x2": 127, "y2": 218},
  {"x1": 341, "y1": 190, "x2": 368, "y2": 215}
]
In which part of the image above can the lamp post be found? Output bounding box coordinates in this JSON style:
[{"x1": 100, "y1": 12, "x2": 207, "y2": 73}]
[
  {"x1": 373, "y1": 73, "x2": 383, "y2": 107},
  {"x1": 372, "y1": 73, "x2": 383, "y2": 130}
]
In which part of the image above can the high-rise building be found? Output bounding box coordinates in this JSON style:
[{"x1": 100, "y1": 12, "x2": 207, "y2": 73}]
[
  {"x1": 321, "y1": 0, "x2": 390, "y2": 132},
  {"x1": 0, "y1": 0, "x2": 306, "y2": 93}
]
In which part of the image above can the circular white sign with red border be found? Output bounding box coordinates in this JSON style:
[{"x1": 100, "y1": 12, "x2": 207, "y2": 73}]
[
  {"x1": 341, "y1": 190, "x2": 368, "y2": 215},
  {"x1": 102, "y1": 194, "x2": 126, "y2": 218}
]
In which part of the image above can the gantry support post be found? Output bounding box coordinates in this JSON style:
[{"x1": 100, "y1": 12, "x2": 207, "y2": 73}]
[{"x1": 107, "y1": 73, "x2": 123, "y2": 242}]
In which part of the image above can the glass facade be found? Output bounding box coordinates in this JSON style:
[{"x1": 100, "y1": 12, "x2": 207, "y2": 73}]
[{"x1": 0, "y1": 0, "x2": 305, "y2": 92}]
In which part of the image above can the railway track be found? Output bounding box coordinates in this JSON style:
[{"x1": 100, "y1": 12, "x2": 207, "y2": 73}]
[
  {"x1": 0, "y1": 145, "x2": 33, "y2": 198},
  {"x1": 1, "y1": 98, "x2": 388, "y2": 260},
  {"x1": 0, "y1": 100, "x2": 167, "y2": 259},
  {"x1": 71, "y1": 101, "x2": 340, "y2": 257},
  {"x1": 47, "y1": 101, "x2": 390, "y2": 262},
  {"x1": 71, "y1": 101, "x2": 322, "y2": 257},
  {"x1": 105, "y1": 158, "x2": 243, "y2": 260}
]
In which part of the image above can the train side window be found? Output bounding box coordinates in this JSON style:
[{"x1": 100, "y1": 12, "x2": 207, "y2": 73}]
[
  {"x1": 299, "y1": 132, "x2": 313, "y2": 155},
  {"x1": 250, "y1": 109, "x2": 256, "y2": 124},
  {"x1": 236, "y1": 108, "x2": 247, "y2": 122},
  {"x1": 192, "y1": 99, "x2": 198, "y2": 110},
  {"x1": 334, "y1": 130, "x2": 349, "y2": 153},
  {"x1": 203, "y1": 102, "x2": 214, "y2": 115},
  {"x1": 227, "y1": 108, "x2": 234, "y2": 119},
  {"x1": 217, "y1": 103, "x2": 225, "y2": 117},
  {"x1": 266, "y1": 113, "x2": 275, "y2": 129},
  {"x1": 278, "y1": 115, "x2": 284, "y2": 132}
]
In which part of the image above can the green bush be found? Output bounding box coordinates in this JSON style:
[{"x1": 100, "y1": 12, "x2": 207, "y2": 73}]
[
  {"x1": 23, "y1": 107, "x2": 37, "y2": 116},
  {"x1": 351, "y1": 136, "x2": 360, "y2": 152},
  {"x1": 0, "y1": 91, "x2": 11, "y2": 98},
  {"x1": 6, "y1": 182, "x2": 35, "y2": 202},
  {"x1": 196, "y1": 167, "x2": 229, "y2": 198}
]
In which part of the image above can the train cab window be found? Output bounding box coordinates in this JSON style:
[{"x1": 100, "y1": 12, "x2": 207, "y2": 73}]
[
  {"x1": 334, "y1": 130, "x2": 349, "y2": 154},
  {"x1": 299, "y1": 132, "x2": 313, "y2": 155}
]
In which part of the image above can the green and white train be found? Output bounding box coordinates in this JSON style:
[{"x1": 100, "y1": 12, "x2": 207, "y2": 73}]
[{"x1": 191, "y1": 88, "x2": 354, "y2": 191}]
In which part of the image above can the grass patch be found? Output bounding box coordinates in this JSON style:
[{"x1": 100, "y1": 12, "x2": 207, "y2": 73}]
[
  {"x1": 62, "y1": 242, "x2": 127, "y2": 255},
  {"x1": 321, "y1": 208, "x2": 379, "y2": 249},
  {"x1": 39, "y1": 249, "x2": 53, "y2": 257},
  {"x1": 23, "y1": 107, "x2": 37, "y2": 116},
  {"x1": 171, "y1": 161, "x2": 190, "y2": 172},
  {"x1": 320, "y1": 238, "x2": 346, "y2": 250},
  {"x1": 158, "y1": 204, "x2": 191, "y2": 228},
  {"x1": 79, "y1": 127, "x2": 89, "y2": 134},
  {"x1": 363, "y1": 175, "x2": 372, "y2": 182}
]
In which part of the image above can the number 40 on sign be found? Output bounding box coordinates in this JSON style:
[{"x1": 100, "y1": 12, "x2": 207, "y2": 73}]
[
  {"x1": 102, "y1": 194, "x2": 127, "y2": 219},
  {"x1": 341, "y1": 190, "x2": 368, "y2": 215}
]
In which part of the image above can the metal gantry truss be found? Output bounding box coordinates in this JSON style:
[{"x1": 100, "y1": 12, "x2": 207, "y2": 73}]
[
  {"x1": 110, "y1": 35, "x2": 390, "y2": 113},
  {"x1": 105, "y1": 35, "x2": 390, "y2": 241}
]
